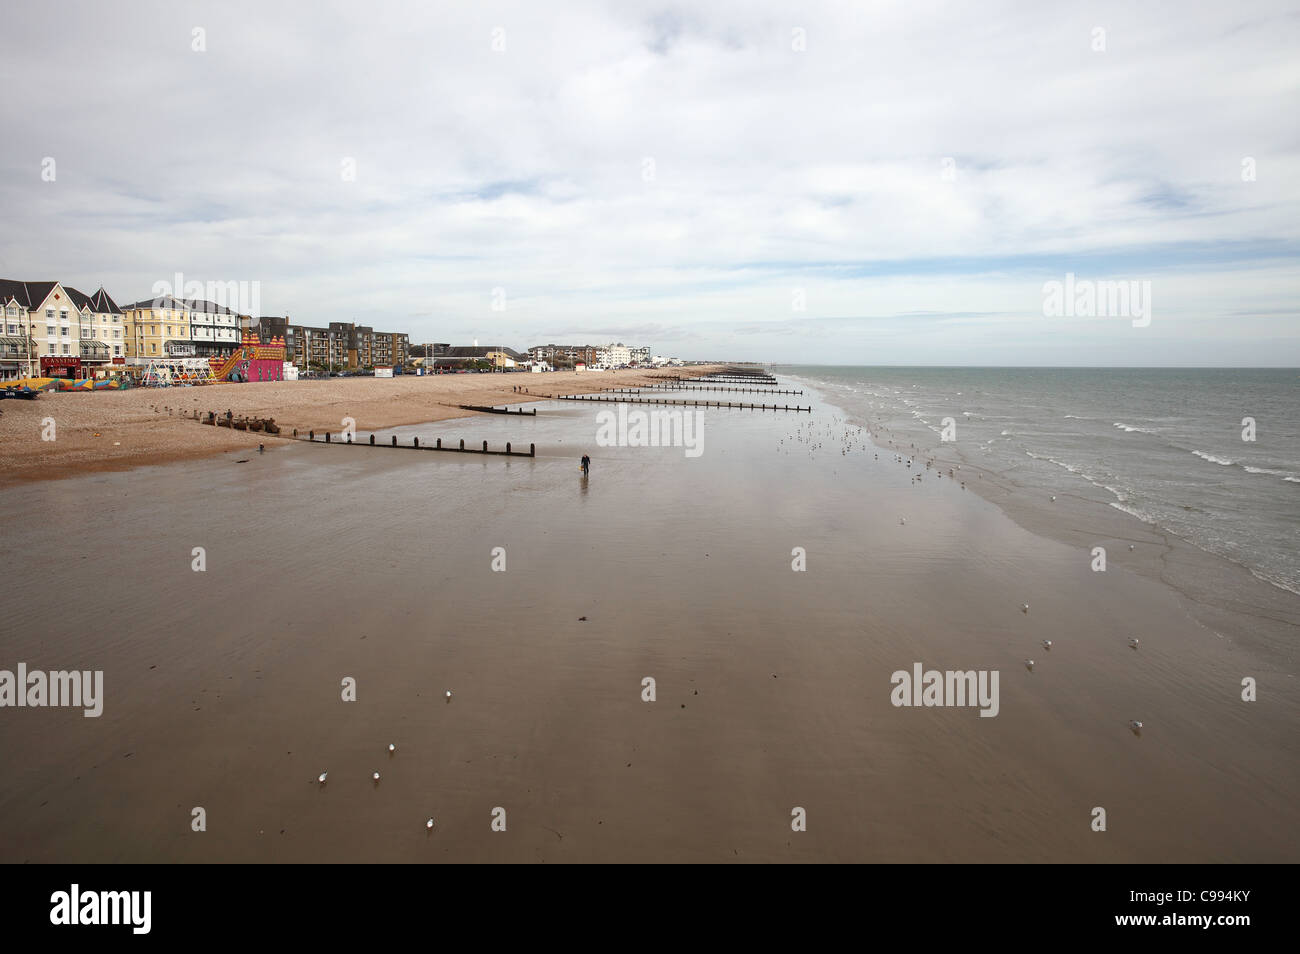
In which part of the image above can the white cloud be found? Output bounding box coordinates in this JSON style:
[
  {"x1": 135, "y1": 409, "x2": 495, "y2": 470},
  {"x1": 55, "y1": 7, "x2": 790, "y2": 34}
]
[{"x1": 1, "y1": 0, "x2": 1297, "y2": 363}]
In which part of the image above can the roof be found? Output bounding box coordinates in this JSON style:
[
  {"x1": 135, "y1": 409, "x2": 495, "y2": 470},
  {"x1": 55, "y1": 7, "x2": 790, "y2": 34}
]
[
  {"x1": 120, "y1": 295, "x2": 234, "y2": 315},
  {"x1": 89, "y1": 287, "x2": 123, "y2": 315},
  {"x1": 0, "y1": 280, "x2": 61, "y2": 310},
  {"x1": 440, "y1": 346, "x2": 527, "y2": 360},
  {"x1": 61, "y1": 285, "x2": 122, "y2": 315}
]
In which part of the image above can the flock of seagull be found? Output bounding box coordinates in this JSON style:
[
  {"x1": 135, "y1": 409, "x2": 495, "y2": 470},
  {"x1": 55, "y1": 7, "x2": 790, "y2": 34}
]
[
  {"x1": 314, "y1": 692, "x2": 452, "y2": 830},
  {"x1": 778, "y1": 410, "x2": 1150, "y2": 738}
]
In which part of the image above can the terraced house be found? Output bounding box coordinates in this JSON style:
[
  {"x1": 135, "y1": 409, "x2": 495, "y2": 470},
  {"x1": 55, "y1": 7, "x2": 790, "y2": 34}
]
[
  {"x1": 65, "y1": 285, "x2": 125, "y2": 375},
  {"x1": 0, "y1": 279, "x2": 124, "y2": 379}
]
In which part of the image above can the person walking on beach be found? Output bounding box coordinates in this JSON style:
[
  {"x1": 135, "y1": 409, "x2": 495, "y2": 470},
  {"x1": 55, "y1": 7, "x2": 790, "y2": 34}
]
[{"x1": 581, "y1": 454, "x2": 591, "y2": 477}]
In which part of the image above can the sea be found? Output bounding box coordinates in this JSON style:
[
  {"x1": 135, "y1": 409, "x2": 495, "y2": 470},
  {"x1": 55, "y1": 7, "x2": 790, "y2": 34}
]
[{"x1": 778, "y1": 367, "x2": 1300, "y2": 595}]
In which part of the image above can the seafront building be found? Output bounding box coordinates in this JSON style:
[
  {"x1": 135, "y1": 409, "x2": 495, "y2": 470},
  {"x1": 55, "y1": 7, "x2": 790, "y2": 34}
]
[
  {"x1": 249, "y1": 317, "x2": 410, "y2": 372},
  {"x1": 0, "y1": 279, "x2": 126, "y2": 380},
  {"x1": 121, "y1": 295, "x2": 241, "y2": 363},
  {"x1": 527, "y1": 342, "x2": 652, "y2": 369},
  {"x1": 1, "y1": 276, "x2": 427, "y2": 382}
]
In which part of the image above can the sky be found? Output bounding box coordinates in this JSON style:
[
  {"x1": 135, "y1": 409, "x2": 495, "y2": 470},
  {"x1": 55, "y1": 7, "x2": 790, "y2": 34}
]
[{"x1": 2, "y1": 0, "x2": 1298, "y2": 365}]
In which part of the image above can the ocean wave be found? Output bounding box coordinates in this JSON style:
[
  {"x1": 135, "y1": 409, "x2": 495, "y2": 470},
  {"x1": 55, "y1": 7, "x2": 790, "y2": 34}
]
[
  {"x1": 1191, "y1": 450, "x2": 1235, "y2": 466},
  {"x1": 1000, "y1": 430, "x2": 1013, "y2": 436},
  {"x1": 1109, "y1": 500, "x2": 1157, "y2": 523},
  {"x1": 1243, "y1": 465, "x2": 1300, "y2": 480},
  {"x1": 1113, "y1": 422, "x2": 1157, "y2": 434}
]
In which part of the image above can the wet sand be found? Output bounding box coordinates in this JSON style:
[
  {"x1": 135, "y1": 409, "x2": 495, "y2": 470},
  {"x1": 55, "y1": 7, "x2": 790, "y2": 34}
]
[
  {"x1": 0, "y1": 382, "x2": 1296, "y2": 862},
  {"x1": 0, "y1": 366, "x2": 722, "y2": 489}
]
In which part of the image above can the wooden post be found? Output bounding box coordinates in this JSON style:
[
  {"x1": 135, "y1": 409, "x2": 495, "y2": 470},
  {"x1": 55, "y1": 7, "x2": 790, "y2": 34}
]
[
  {"x1": 325, "y1": 432, "x2": 330, "y2": 442},
  {"x1": 482, "y1": 440, "x2": 488, "y2": 452},
  {"x1": 414, "y1": 437, "x2": 419, "y2": 447},
  {"x1": 391, "y1": 435, "x2": 397, "y2": 446},
  {"x1": 459, "y1": 439, "x2": 464, "y2": 450},
  {"x1": 370, "y1": 434, "x2": 375, "y2": 444},
  {"x1": 309, "y1": 430, "x2": 314, "y2": 440},
  {"x1": 506, "y1": 442, "x2": 512, "y2": 453},
  {"x1": 530, "y1": 443, "x2": 535, "y2": 457},
  {"x1": 437, "y1": 438, "x2": 442, "y2": 449}
]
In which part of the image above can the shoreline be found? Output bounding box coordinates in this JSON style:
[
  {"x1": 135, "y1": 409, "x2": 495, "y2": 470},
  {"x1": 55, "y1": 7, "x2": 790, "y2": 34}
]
[
  {"x1": 784, "y1": 373, "x2": 1300, "y2": 674},
  {"x1": 0, "y1": 365, "x2": 727, "y2": 489}
]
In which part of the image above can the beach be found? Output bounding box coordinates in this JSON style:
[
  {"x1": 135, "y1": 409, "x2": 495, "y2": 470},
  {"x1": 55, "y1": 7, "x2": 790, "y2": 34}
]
[
  {"x1": 0, "y1": 366, "x2": 723, "y2": 488},
  {"x1": 0, "y1": 371, "x2": 1295, "y2": 863}
]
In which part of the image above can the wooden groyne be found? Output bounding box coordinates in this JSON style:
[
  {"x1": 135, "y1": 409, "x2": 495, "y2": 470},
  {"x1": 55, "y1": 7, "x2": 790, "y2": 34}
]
[
  {"x1": 646, "y1": 384, "x2": 802, "y2": 395},
  {"x1": 685, "y1": 376, "x2": 778, "y2": 385},
  {"x1": 458, "y1": 404, "x2": 537, "y2": 416},
  {"x1": 293, "y1": 430, "x2": 536, "y2": 457},
  {"x1": 555, "y1": 394, "x2": 810, "y2": 412}
]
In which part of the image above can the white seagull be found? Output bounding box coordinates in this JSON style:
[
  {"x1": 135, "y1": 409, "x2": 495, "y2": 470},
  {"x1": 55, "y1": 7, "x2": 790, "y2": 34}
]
[
  {"x1": 1042, "y1": 640, "x2": 1052, "y2": 650},
  {"x1": 1025, "y1": 659, "x2": 1035, "y2": 671},
  {"x1": 388, "y1": 743, "x2": 396, "y2": 753},
  {"x1": 1129, "y1": 720, "x2": 1144, "y2": 733},
  {"x1": 1021, "y1": 603, "x2": 1030, "y2": 614},
  {"x1": 1129, "y1": 637, "x2": 1140, "y2": 649},
  {"x1": 426, "y1": 818, "x2": 435, "y2": 830},
  {"x1": 317, "y1": 772, "x2": 328, "y2": 785},
  {"x1": 445, "y1": 690, "x2": 453, "y2": 703}
]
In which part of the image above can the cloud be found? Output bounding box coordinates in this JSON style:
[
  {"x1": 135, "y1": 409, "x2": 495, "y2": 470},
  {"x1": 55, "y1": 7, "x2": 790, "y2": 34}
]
[{"x1": 1, "y1": 0, "x2": 1297, "y2": 364}]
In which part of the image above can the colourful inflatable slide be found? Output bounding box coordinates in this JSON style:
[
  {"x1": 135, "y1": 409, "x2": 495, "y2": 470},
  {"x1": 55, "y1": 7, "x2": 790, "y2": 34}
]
[{"x1": 209, "y1": 331, "x2": 288, "y2": 382}]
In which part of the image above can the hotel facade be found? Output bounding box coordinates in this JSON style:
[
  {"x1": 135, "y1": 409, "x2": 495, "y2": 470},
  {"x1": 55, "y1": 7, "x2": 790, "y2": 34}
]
[
  {"x1": 0, "y1": 280, "x2": 126, "y2": 380},
  {"x1": 121, "y1": 295, "x2": 241, "y2": 363}
]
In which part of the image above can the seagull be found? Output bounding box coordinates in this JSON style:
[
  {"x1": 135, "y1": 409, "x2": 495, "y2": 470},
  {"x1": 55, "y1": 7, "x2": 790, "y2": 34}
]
[
  {"x1": 1129, "y1": 544, "x2": 1136, "y2": 551},
  {"x1": 388, "y1": 743, "x2": 396, "y2": 753},
  {"x1": 426, "y1": 818, "x2": 435, "y2": 830},
  {"x1": 1129, "y1": 637, "x2": 1140, "y2": 649},
  {"x1": 1025, "y1": 659, "x2": 1035, "y2": 671},
  {"x1": 317, "y1": 772, "x2": 327, "y2": 785},
  {"x1": 445, "y1": 690, "x2": 453, "y2": 703},
  {"x1": 1050, "y1": 495, "x2": 1056, "y2": 501},
  {"x1": 899, "y1": 517, "x2": 906, "y2": 525},
  {"x1": 1021, "y1": 603, "x2": 1030, "y2": 614},
  {"x1": 1129, "y1": 720, "x2": 1144, "y2": 734},
  {"x1": 372, "y1": 772, "x2": 381, "y2": 782},
  {"x1": 1042, "y1": 639, "x2": 1052, "y2": 650}
]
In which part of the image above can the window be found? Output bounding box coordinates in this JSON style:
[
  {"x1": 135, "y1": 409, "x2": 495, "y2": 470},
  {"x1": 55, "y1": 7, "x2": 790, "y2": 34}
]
[
  {"x1": 151, "y1": 343, "x2": 157, "y2": 354},
  {"x1": 114, "y1": 346, "x2": 121, "y2": 356},
  {"x1": 62, "y1": 344, "x2": 70, "y2": 354},
  {"x1": 62, "y1": 326, "x2": 69, "y2": 337}
]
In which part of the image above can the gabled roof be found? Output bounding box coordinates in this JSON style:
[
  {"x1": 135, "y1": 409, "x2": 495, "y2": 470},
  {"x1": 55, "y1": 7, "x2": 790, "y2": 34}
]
[
  {"x1": 89, "y1": 287, "x2": 123, "y2": 315},
  {"x1": 63, "y1": 286, "x2": 95, "y2": 311},
  {"x1": 0, "y1": 280, "x2": 61, "y2": 310}
]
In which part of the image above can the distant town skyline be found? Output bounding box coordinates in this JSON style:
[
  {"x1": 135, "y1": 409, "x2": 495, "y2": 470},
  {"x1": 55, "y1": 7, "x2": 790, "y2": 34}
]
[{"x1": 2, "y1": 0, "x2": 1297, "y2": 365}]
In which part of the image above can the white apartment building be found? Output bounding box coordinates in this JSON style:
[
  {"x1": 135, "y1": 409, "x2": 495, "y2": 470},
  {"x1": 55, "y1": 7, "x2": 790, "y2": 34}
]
[{"x1": 187, "y1": 299, "x2": 241, "y2": 357}]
